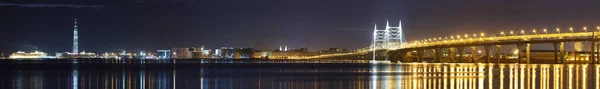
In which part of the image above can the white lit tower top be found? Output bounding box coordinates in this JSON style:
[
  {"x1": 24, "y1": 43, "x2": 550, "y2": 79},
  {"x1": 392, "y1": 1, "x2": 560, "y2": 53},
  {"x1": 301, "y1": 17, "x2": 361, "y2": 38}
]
[
  {"x1": 373, "y1": 23, "x2": 387, "y2": 50},
  {"x1": 372, "y1": 20, "x2": 406, "y2": 50},
  {"x1": 386, "y1": 20, "x2": 405, "y2": 49},
  {"x1": 73, "y1": 18, "x2": 79, "y2": 53}
]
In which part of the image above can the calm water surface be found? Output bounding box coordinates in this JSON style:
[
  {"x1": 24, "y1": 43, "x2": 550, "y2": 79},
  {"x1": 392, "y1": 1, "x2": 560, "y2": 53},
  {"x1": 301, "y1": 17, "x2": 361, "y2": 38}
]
[{"x1": 0, "y1": 59, "x2": 598, "y2": 89}]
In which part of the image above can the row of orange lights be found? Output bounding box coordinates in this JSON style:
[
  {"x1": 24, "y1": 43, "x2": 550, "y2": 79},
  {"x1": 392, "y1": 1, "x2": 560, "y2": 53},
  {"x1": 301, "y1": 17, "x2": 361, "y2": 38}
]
[{"x1": 412, "y1": 26, "x2": 600, "y2": 44}]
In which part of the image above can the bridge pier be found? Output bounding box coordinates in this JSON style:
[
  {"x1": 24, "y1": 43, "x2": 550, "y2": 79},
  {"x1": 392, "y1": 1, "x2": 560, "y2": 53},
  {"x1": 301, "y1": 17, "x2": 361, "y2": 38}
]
[
  {"x1": 470, "y1": 46, "x2": 476, "y2": 63},
  {"x1": 526, "y1": 43, "x2": 531, "y2": 64},
  {"x1": 417, "y1": 49, "x2": 424, "y2": 62},
  {"x1": 449, "y1": 47, "x2": 456, "y2": 63},
  {"x1": 516, "y1": 43, "x2": 523, "y2": 63},
  {"x1": 592, "y1": 41, "x2": 596, "y2": 64},
  {"x1": 495, "y1": 45, "x2": 501, "y2": 63},
  {"x1": 435, "y1": 48, "x2": 443, "y2": 62},
  {"x1": 597, "y1": 43, "x2": 600, "y2": 64},
  {"x1": 432, "y1": 49, "x2": 438, "y2": 62},
  {"x1": 553, "y1": 42, "x2": 565, "y2": 64},
  {"x1": 484, "y1": 45, "x2": 491, "y2": 63},
  {"x1": 561, "y1": 42, "x2": 565, "y2": 64},
  {"x1": 457, "y1": 47, "x2": 464, "y2": 63}
]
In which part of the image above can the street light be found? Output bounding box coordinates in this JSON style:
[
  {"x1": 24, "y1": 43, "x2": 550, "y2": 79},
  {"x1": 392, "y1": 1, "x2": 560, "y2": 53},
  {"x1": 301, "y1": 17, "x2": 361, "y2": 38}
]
[
  {"x1": 532, "y1": 29, "x2": 537, "y2": 34},
  {"x1": 584, "y1": 27, "x2": 588, "y2": 32},
  {"x1": 500, "y1": 31, "x2": 505, "y2": 36},
  {"x1": 569, "y1": 27, "x2": 574, "y2": 33},
  {"x1": 480, "y1": 32, "x2": 485, "y2": 37},
  {"x1": 543, "y1": 28, "x2": 548, "y2": 34},
  {"x1": 520, "y1": 30, "x2": 525, "y2": 35},
  {"x1": 510, "y1": 31, "x2": 515, "y2": 36},
  {"x1": 556, "y1": 28, "x2": 561, "y2": 33}
]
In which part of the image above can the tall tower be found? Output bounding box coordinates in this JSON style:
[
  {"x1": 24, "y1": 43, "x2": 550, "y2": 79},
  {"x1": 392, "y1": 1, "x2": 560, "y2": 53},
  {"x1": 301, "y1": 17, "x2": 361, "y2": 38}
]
[
  {"x1": 373, "y1": 24, "x2": 387, "y2": 49},
  {"x1": 373, "y1": 23, "x2": 387, "y2": 60},
  {"x1": 73, "y1": 18, "x2": 79, "y2": 53},
  {"x1": 386, "y1": 20, "x2": 405, "y2": 49},
  {"x1": 372, "y1": 20, "x2": 406, "y2": 60}
]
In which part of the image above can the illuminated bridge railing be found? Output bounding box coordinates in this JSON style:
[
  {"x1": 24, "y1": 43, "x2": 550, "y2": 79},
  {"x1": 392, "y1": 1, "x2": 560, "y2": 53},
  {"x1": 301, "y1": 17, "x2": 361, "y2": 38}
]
[{"x1": 402, "y1": 32, "x2": 597, "y2": 49}]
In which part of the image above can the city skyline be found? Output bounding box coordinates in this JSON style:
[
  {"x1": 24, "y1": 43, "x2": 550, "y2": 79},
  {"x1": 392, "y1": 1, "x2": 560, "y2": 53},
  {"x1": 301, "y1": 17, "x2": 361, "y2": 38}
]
[{"x1": 3, "y1": 0, "x2": 600, "y2": 54}]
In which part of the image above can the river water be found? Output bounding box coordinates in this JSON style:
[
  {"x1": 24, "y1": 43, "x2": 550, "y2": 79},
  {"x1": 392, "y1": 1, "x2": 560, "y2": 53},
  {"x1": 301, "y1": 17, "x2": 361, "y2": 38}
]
[{"x1": 0, "y1": 59, "x2": 598, "y2": 89}]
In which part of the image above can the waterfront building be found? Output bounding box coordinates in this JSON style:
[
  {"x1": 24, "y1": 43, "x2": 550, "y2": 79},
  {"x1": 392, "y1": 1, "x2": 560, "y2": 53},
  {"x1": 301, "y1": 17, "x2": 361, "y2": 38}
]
[
  {"x1": 219, "y1": 47, "x2": 236, "y2": 59},
  {"x1": 171, "y1": 47, "x2": 193, "y2": 59},
  {"x1": 213, "y1": 49, "x2": 222, "y2": 58},
  {"x1": 9, "y1": 51, "x2": 49, "y2": 59},
  {"x1": 235, "y1": 48, "x2": 253, "y2": 59},
  {"x1": 60, "y1": 51, "x2": 98, "y2": 58},
  {"x1": 101, "y1": 53, "x2": 119, "y2": 59},
  {"x1": 157, "y1": 50, "x2": 171, "y2": 59},
  {"x1": 255, "y1": 48, "x2": 318, "y2": 59}
]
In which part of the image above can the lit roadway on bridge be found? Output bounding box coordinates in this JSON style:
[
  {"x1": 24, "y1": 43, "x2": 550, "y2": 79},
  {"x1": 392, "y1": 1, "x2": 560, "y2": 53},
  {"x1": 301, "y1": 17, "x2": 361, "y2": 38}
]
[{"x1": 303, "y1": 27, "x2": 600, "y2": 61}]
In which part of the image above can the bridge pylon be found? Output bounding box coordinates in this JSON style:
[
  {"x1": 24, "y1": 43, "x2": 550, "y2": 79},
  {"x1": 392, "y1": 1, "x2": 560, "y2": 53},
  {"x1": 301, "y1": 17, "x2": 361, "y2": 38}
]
[{"x1": 372, "y1": 20, "x2": 406, "y2": 61}]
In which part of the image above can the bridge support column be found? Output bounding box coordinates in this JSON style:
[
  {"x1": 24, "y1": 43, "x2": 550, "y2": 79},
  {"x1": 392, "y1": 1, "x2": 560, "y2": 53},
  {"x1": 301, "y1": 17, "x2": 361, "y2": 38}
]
[
  {"x1": 597, "y1": 43, "x2": 600, "y2": 64},
  {"x1": 495, "y1": 45, "x2": 501, "y2": 63},
  {"x1": 432, "y1": 49, "x2": 437, "y2": 62},
  {"x1": 516, "y1": 43, "x2": 523, "y2": 63},
  {"x1": 471, "y1": 46, "x2": 476, "y2": 63},
  {"x1": 457, "y1": 47, "x2": 464, "y2": 63},
  {"x1": 526, "y1": 43, "x2": 531, "y2": 64},
  {"x1": 484, "y1": 45, "x2": 491, "y2": 63},
  {"x1": 592, "y1": 41, "x2": 596, "y2": 64},
  {"x1": 417, "y1": 49, "x2": 424, "y2": 62},
  {"x1": 553, "y1": 42, "x2": 565, "y2": 63},
  {"x1": 561, "y1": 42, "x2": 565, "y2": 64},
  {"x1": 434, "y1": 48, "x2": 442, "y2": 62},
  {"x1": 450, "y1": 47, "x2": 456, "y2": 63},
  {"x1": 553, "y1": 42, "x2": 561, "y2": 64}
]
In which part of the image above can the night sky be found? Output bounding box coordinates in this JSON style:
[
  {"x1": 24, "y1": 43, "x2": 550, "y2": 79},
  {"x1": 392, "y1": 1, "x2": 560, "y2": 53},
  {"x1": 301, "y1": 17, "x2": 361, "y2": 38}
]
[{"x1": 2, "y1": 0, "x2": 600, "y2": 54}]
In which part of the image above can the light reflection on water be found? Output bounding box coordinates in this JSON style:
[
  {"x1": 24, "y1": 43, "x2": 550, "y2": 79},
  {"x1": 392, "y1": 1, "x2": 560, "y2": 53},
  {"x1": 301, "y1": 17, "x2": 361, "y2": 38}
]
[{"x1": 1, "y1": 60, "x2": 599, "y2": 89}]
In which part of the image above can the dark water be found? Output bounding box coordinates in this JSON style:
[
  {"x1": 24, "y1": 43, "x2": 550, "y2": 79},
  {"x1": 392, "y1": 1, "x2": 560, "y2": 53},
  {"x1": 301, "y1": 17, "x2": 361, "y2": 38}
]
[{"x1": 0, "y1": 59, "x2": 599, "y2": 89}]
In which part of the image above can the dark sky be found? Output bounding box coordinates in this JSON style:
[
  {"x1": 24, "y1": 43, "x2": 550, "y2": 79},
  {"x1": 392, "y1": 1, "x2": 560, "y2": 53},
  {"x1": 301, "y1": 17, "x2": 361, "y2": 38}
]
[{"x1": 2, "y1": 0, "x2": 600, "y2": 54}]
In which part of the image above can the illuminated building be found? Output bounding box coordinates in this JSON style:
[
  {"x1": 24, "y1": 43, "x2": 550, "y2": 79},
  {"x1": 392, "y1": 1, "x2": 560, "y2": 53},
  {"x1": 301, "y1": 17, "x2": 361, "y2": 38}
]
[
  {"x1": 192, "y1": 48, "x2": 212, "y2": 59},
  {"x1": 9, "y1": 51, "x2": 49, "y2": 59},
  {"x1": 235, "y1": 48, "x2": 253, "y2": 59},
  {"x1": 219, "y1": 47, "x2": 236, "y2": 59},
  {"x1": 157, "y1": 50, "x2": 171, "y2": 59},
  {"x1": 73, "y1": 18, "x2": 79, "y2": 54},
  {"x1": 101, "y1": 52, "x2": 119, "y2": 59},
  {"x1": 60, "y1": 51, "x2": 98, "y2": 58},
  {"x1": 213, "y1": 49, "x2": 222, "y2": 58},
  {"x1": 58, "y1": 18, "x2": 99, "y2": 59},
  {"x1": 255, "y1": 48, "x2": 318, "y2": 59},
  {"x1": 116, "y1": 49, "x2": 133, "y2": 58},
  {"x1": 171, "y1": 47, "x2": 195, "y2": 59}
]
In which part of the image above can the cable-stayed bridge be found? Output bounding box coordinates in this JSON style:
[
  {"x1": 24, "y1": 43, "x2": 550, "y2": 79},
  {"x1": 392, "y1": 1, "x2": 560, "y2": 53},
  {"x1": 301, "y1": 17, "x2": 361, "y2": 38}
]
[{"x1": 302, "y1": 22, "x2": 600, "y2": 64}]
